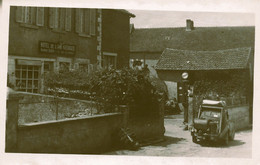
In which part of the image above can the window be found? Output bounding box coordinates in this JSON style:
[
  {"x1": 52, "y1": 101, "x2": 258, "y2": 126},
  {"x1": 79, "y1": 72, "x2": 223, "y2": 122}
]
[
  {"x1": 103, "y1": 52, "x2": 117, "y2": 69},
  {"x1": 75, "y1": 8, "x2": 96, "y2": 35},
  {"x1": 49, "y1": 8, "x2": 72, "y2": 31},
  {"x1": 43, "y1": 62, "x2": 54, "y2": 74},
  {"x1": 16, "y1": 7, "x2": 44, "y2": 26},
  {"x1": 15, "y1": 65, "x2": 39, "y2": 93},
  {"x1": 59, "y1": 62, "x2": 70, "y2": 72}
]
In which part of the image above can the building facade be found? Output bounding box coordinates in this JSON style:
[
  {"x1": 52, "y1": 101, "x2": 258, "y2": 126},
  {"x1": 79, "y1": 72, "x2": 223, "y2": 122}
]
[{"x1": 8, "y1": 6, "x2": 134, "y2": 93}]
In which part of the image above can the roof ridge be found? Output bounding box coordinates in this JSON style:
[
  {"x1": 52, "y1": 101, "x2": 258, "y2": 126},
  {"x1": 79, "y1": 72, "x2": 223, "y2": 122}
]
[
  {"x1": 134, "y1": 26, "x2": 255, "y2": 30},
  {"x1": 164, "y1": 47, "x2": 252, "y2": 53}
]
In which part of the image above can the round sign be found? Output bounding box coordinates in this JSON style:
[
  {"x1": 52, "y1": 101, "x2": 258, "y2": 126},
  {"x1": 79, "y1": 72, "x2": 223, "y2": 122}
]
[{"x1": 182, "y1": 72, "x2": 189, "y2": 79}]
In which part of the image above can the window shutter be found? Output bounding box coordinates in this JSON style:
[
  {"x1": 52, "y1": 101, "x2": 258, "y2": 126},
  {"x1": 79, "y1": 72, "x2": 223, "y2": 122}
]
[
  {"x1": 59, "y1": 8, "x2": 65, "y2": 30},
  {"x1": 84, "y1": 9, "x2": 90, "y2": 34},
  {"x1": 16, "y1": 7, "x2": 24, "y2": 23},
  {"x1": 90, "y1": 9, "x2": 96, "y2": 35},
  {"x1": 54, "y1": 8, "x2": 59, "y2": 29},
  {"x1": 75, "y1": 8, "x2": 81, "y2": 33},
  {"x1": 36, "y1": 7, "x2": 44, "y2": 26},
  {"x1": 49, "y1": 8, "x2": 54, "y2": 28},
  {"x1": 65, "y1": 8, "x2": 72, "y2": 31},
  {"x1": 25, "y1": 7, "x2": 30, "y2": 23}
]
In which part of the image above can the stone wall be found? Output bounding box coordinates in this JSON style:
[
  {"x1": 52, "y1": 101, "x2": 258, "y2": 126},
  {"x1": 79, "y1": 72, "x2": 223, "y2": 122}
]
[
  {"x1": 6, "y1": 91, "x2": 165, "y2": 153},
  {"x1": 17, "y1": 113, "x2": 123, "y2": 154}
]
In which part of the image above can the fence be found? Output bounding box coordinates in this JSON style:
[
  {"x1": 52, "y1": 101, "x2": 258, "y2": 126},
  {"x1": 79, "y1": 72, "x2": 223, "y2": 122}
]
[{"x1": 18, "y1": 92, "x2": 116, "y2": 125}]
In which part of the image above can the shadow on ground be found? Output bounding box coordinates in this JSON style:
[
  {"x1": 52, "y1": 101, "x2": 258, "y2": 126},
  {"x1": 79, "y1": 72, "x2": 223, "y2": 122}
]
[
  {"x1": 199, "y1": 139, "x2": 245, "y2": 148},
  {"x1": 151, "y1": 136, "x2": 185, "y2": 147}
]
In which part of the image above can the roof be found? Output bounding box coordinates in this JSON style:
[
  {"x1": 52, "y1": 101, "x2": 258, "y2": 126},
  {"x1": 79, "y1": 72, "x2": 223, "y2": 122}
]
[
  {"x1": 116, "y1": 9, "x2": 135, "y2": 17},
  {"x1": 155, "y1": 47, "x2": 251, "y2": 71},
  {"x1": 130, "y1": 26, "x2": 254, "y2": 52}
]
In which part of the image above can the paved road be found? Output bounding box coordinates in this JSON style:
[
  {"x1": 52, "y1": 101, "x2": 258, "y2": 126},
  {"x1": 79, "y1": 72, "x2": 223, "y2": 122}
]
[{"x1": 106, "y1": 114, "x2": 252, "y2": 158}]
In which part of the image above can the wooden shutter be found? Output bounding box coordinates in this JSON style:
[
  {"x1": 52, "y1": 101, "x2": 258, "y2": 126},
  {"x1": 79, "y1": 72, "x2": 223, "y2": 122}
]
[
  {"x1": 65, "y1": 8, "x2": 72, "y2": 31},
  {"x1": 49, "y1": 8, "x2": 54, "y2": 28},
  {"x1": 90, "y1": 9, "x2": 96, "y2": 35},
  {"x1": 36, "y1": 7, "x2": 44, "y2": 26},
  {"x1": 31, "y1": 7, "x2": 36, "y2": 25},
  {"x1": 75, "y1": 8, "x2": 81, "y2": 33},
  {"x1": 16, "y1": 6, "x2": 24, "y2": 23},
  {"x1": 59, "y1": 8, "x2": 65, "y2": 30},
  {"x1": 54, "y1": 8, "x2": 59, "y2": 29},
  {"x1": 24, "y1": 7, "x2": 30, "y2": 23},
  {"x1": 84, "y1": 9, "x2": 90, "y2": 34}
]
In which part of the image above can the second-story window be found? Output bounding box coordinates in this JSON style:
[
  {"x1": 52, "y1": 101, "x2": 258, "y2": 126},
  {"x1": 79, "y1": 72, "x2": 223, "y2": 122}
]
[
  {"x1": 16, "y1": 6, "x2": 44, "y2": 26},
  {"x1": 75, "y1": 8, "x2": 96, "y2": 36},
  {"x1": 49, "y1": 8, "x2": 72, "y2": 32}
]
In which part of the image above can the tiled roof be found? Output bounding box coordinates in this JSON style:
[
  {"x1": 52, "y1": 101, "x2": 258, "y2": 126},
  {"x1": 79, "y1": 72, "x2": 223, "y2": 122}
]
[
  {"x1": 155, "y1": 47, "x2": 251, "y2": 70},
  {"x1": 130, "y1": 26, "x2": 255, "y2": 52}
]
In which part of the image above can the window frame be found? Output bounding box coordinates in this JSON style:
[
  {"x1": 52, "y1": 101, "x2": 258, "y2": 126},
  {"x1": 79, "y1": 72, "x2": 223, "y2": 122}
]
[
  {"x1": 49, "y1": 8, "x2": 72, "y2": 32},
  {"x1": 75, "y1": 8, "x2": 96, "y2": 37},
  {"x1": 16, "y1": 6, "x2": 44, "y2": 28}
]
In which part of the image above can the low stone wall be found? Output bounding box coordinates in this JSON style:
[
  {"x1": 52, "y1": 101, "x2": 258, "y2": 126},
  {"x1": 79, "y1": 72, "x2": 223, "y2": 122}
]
[
  {"x1": 6, "y1": 91, "x2": 165, "y2": 153},
  {"x1": 227, "y1": 105, "x2": 250, "y2": 131},
  {"x1": 17, "y1": 113, "x2": 123, "y2": 154}
]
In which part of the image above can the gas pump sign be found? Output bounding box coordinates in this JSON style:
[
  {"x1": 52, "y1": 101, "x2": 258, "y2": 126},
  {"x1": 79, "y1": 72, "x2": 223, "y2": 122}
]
[{"x1": 178, "y1": 72, "x2": 189, "y2": 103}]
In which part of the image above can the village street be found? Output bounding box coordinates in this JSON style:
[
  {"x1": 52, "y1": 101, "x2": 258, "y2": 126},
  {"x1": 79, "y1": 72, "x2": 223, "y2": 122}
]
[{"x1": 106, "y1": 114, "x2": 252, "y2": 158}]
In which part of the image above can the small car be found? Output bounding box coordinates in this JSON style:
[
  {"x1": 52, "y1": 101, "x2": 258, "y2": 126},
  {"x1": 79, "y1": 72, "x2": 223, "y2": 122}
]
[{"x1": 191, "y1": 99, "x2": 235, "y2": 145}]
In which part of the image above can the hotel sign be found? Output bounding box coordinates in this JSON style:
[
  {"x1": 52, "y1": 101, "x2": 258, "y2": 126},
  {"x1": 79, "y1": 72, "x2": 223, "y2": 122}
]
[{"x1": 39, "y1": 41, "x2": 76, "y2": 55}]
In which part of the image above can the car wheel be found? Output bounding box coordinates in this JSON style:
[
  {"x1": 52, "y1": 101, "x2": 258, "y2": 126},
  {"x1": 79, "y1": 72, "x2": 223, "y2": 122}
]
[
  {"x1": 224, "y1": 133, "x2": 229, "y2": 145},
  {"x1": 229, "y1": 130, "x2": 235, "y2": 141},
  {"x1": 192, "y1": 135, "x2": 198, "y2": 143}
]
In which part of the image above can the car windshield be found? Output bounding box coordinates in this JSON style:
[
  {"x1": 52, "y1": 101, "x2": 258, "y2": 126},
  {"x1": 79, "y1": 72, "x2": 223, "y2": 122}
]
[{"x1": 200, "y1": 107, "x2": 221, "y2": 119}]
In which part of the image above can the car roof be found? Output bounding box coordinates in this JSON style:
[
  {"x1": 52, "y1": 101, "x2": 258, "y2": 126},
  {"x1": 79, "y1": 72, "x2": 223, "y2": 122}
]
[{"x1": 202, "y1": 99, "x2": 226, "y2": 107}]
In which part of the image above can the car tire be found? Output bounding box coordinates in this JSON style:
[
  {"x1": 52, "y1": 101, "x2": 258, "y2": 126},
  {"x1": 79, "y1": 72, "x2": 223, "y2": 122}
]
[
  {"x1": 224, "y1": 133, "x2": 229, "y2": 145},
  {"x1": 229, "y1": 130, "x2": 235, "y2": 141},
  {"x1": 192, "y1": 135, "x2": 198, "y2": 144}
]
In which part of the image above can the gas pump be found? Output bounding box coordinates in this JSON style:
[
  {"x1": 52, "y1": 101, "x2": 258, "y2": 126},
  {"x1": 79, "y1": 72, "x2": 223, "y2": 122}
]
[{"x1": 179, "y1": 72, "x2": 189, "y2": 129}]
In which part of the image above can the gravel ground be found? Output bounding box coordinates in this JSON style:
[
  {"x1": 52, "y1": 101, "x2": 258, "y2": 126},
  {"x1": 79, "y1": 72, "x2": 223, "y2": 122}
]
[{"x1": 106, "y1": 114, "x2": 252, "y2": 158}]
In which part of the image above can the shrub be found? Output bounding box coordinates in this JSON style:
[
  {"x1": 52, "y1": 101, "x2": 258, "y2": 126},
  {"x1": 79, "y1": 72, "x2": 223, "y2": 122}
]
[{"x1": 44, "y1": 68, "x2": 166, "y2": 113}]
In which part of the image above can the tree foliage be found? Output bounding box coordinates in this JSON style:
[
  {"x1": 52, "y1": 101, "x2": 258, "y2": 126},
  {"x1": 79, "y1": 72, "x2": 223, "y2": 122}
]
[{"x1": 44, "y1": 68, "x2": 167, "y2": 113}]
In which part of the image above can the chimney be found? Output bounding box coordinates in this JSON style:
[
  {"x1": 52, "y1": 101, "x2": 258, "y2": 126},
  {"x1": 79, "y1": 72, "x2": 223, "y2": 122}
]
[{"x1": 186, "y1": 19, "x2": 194, "y2": 31}]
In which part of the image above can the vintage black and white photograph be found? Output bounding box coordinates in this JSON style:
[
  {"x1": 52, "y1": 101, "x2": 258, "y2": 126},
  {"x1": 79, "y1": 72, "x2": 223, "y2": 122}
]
[{"x1": 2, "y1": 0, "x2": 259, "y2": 164}]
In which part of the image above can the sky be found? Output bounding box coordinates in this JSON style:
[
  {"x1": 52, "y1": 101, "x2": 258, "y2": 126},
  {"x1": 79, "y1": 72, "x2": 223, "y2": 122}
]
[{"x1": 128, "y1": 10, "x2": 255, "y2": 28}]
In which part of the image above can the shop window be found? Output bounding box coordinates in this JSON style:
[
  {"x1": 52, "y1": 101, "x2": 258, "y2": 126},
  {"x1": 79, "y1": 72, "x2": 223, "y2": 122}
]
[
  {"x1": 75, "y1": 8, "x2": 96, "y2": 36},
  {"x1": 15, "y1": 65, "x2": 39, "y2": 93},
  {"x1": 49, "y1": 8, "x2": 72, "y2": 31},
  {"x1": 16, "y1": 6, "x2": 44, "y2": 26}
]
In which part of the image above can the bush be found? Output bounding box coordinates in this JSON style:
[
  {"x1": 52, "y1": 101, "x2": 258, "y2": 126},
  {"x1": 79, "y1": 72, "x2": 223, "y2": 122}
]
[{"x1": 44, "y1": 68, "x2": 166, "y2": 113}]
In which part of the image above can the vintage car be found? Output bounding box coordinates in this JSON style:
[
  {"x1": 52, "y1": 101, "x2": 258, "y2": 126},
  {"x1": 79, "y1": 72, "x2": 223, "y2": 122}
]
[{"x1": 191, "y1": 99, "x2": 235, "y2": 145}]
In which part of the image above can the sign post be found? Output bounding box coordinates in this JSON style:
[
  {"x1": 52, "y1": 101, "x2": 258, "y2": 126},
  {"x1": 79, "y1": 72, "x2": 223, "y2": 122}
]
[{"x1": 181, "y1": 72, "x2": 189, "y2": 130}]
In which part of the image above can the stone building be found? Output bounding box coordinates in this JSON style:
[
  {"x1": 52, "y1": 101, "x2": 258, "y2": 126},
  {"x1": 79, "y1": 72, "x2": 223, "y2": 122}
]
[{"x1": 8, "y1": 6, "x2": 135, "y2": 93}]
